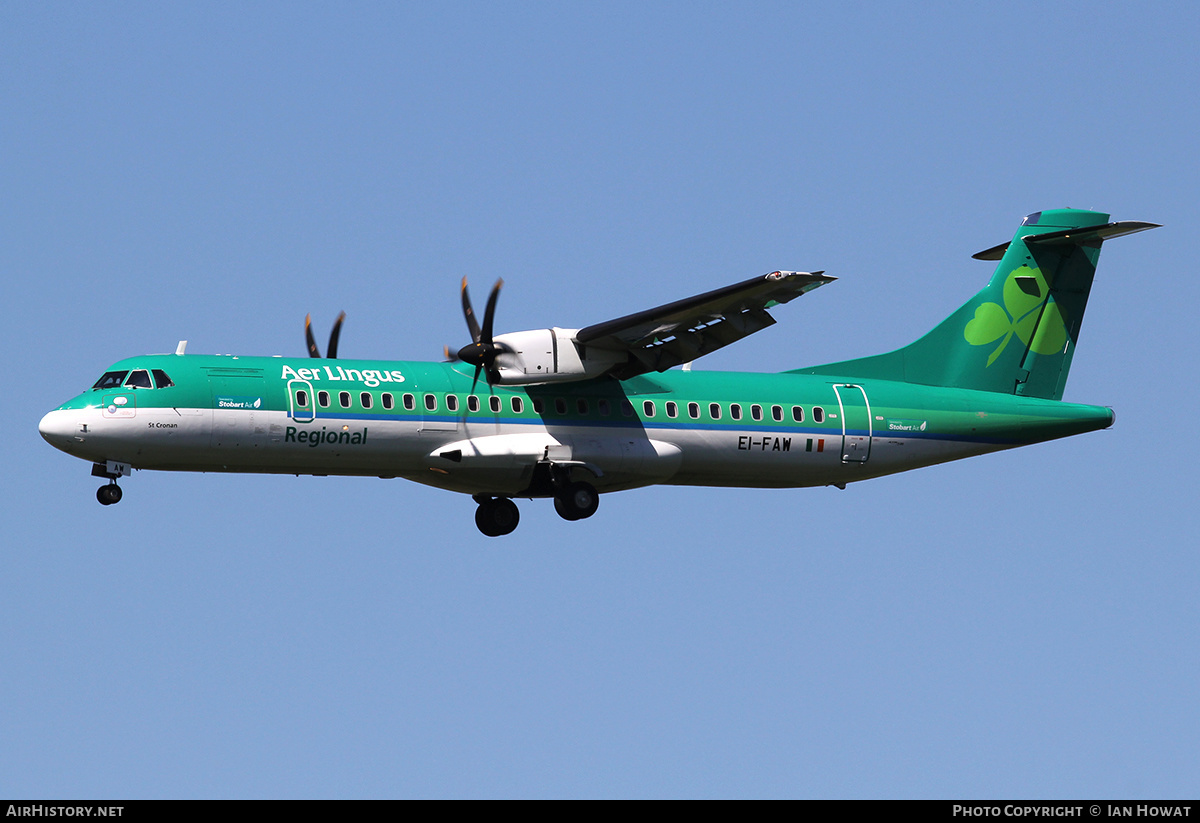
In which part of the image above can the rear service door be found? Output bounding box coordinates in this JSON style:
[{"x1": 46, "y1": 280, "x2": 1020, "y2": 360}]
[{"x1": 834, "y1": 384, "x2": 872, "y2": 463}]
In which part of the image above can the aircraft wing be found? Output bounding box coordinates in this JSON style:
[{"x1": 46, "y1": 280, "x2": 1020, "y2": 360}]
[{"x1": 575, "y1": 270, "x2": 834, "y2": 378}]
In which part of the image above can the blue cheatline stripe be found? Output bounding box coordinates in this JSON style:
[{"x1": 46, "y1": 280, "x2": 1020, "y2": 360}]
[{"x1": 282, "y1": 411, "x2": 1026, "y2": 446}]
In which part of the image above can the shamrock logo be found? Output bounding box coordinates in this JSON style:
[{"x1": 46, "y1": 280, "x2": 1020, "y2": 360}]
[{"x1": 963, "y1": 266, "x2": 1067, "y2": 366}]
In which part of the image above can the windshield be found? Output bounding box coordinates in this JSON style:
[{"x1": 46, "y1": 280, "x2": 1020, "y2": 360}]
[
  {"x1": 92, "y1": 371, "x2": 129, "y2": 390},
  {"x1": 124, "y1": 370, "x2": 152, "y2": 389}
]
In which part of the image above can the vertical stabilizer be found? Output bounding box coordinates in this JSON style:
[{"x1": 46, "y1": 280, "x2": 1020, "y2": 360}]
[{"x1": 793, "y1": 209, "x2": 1158, "y2": 400}]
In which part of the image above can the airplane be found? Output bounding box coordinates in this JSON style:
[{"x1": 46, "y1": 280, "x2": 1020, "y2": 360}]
[{"x1": 39, "y1": 208, "x2": 1157, "y2": 536}]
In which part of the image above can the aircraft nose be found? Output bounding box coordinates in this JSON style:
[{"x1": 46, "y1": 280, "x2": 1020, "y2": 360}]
[{"x1": 39, "y1": 409, "x2": 78, "y2": 451}]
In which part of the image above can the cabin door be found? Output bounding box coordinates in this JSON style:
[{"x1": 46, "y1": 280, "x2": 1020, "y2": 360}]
[
  {"x1": 834, "y1": 384, "x2": 872, "y2": 463},
  {"x1": 286, "y1": 379, "x2": 316, "y2": 423}
]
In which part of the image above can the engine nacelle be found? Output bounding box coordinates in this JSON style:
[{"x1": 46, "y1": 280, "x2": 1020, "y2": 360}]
[{"x1": 489, "y1": 328, "x2": 626, "y2": 385}]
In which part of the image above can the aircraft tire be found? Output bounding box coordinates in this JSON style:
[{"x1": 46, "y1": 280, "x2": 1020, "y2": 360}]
[
  {"x1": 96, "y1": 484, "x2": 122, "y2": 506},
  {"x1": 553, "y1": 495, "x2": 580, "y2": 521},
  {"x1": 475, "y1": 497, "x2": 519, "y2": 537},
  {"x1": 555, "y1": 481, "x2": 599, "y2": 521}
]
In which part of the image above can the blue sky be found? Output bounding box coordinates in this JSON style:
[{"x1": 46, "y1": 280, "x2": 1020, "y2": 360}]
[{"x1": 4, "y1": 1, "x2": 1198, "y2": 798}]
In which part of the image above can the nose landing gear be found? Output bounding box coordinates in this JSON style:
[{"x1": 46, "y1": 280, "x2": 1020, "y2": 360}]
[
  {"x1": 96, "y1": 483, "x2": 123, "y2": 506},
  {"x1": 91, "y1": 461, "x2": 131, "y2": 506}
]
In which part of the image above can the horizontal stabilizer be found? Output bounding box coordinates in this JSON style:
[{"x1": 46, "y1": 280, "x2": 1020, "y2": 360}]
[{"x1": 972, "y1": 221, "x2": 1161, "y2": 260}]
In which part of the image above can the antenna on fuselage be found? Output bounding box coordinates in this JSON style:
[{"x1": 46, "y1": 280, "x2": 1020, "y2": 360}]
[{"x1": 175, "y1": 341, "x2": 187, "y2": 355}]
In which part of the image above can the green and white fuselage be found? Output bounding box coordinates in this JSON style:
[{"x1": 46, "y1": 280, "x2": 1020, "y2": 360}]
[
  {"x1": 39, "y1": 354, "x2": 1115, "y2": 494},
  {"x1": 38, "y1": 208, "x2": 1157, "y2": 535}
]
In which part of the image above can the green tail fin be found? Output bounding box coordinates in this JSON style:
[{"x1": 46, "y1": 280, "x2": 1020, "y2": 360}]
[{"x1": 793, "y1": 209, "x2": 1158, "y2": 400}]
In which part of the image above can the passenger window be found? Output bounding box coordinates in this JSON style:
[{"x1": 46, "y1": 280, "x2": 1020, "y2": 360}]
[
  {"x1": 709, "y1": 403, "x2": 721, "y2": 420},
  {"x1": 772, "y1": 405, "x2": 783, "y2": 422},
  {"x1": 511, "y1": 397, "x2": 523, "y2": 413},
  {"x1": 489, "y1": 395, "x2": 501, "y2": 414},
  {"x1": 555, "y1": 398, "x2": 567, "y2": 415},
  {"x1": 424, "y1": 393, "x2": 436, "y2": 411},
  {"x1": 151, "y1": 369, "x2": 175, "y2": 388},
  {"x1": 382, "y1": 393, "x2": 394, "y2": 410},
  {"x1": 620, "y1": 400, "x2": 634, "y2": 417},
  {"x1": 643, "y1": 400, "x2": 655, "y2": 417},
  {"x1": 813, "y1": 406, "x2": 825, "y2": 423},
  {"x1": 468, "y1": 395, "x2": 480, "y2": 413},
  {"x1": 577, "y1": 398, "x2": 589, "y2": 415},
  {"x1": 361, "y1": 392, "x2": 373, "y2": 409},
  {"x1": 598, "y1": 399, "x2": 610, "y2": 416},
  {"x1": 666, "y1": 401, "x2": 677, "y2": 418},
  {"x1": 730, "y1": 403, "x2": 742, "y2": 421},
  {"x1": 296, "y1": 390, "x2": 309, "y2": 408},
  {"x1": 751, "y1": 404, "x2": 763, "y2": 421},
  {"x1": 318, "y1": 391, "x2": 330, "y2": 407},
  {"x1": 92, "y1": 371, "x2": 129, "y2": 390},
  {"x1": 791, "y1": 405, "x2": 804, "y2": 422},
  {"x1": 446, "y1": 395, "x2": 458, "y2": 412},
  {"x1": 124, "y1": 370, "x2": 152, "y2": 389},
  {"x1": 688, "y1": 402, "x2": 700, "y2": 419},
  {"x1": 403, "y1": 393, "x2": 415, "y2": 411},
  {"x1": 340, "y1": 391, "x2": 351, "y2": 408},
  {"x1": 533, "y1": 398, "x2": 545, "y2": 414}
]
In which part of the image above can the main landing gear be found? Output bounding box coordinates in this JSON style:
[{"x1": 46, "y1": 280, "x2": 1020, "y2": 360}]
[
  {"x1": 471, "y1": 480, "x2": 601, "y2": 537},
  {"x1": 474, "y1": 495, "x2": 520, "y2": 537},
  {"x1": 553, "y1": 481, "x2": 599, "y2": 522}
]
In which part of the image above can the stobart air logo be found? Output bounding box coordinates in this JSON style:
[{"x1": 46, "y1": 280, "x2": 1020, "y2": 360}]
[
  {"x1": 217, "y1": 396, "x2": 262, "y2": 410},
  {"x1": 964, "y1": 266, "x2": 1068, "y2": 366}
]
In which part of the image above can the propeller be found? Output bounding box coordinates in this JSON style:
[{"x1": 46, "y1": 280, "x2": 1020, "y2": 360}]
[
  {"x1": 305, "y1": 311, "x2": 346, "y2": 358},
  {"x1": 456, "y1": 277, "x2": 507, "y2": 391}
]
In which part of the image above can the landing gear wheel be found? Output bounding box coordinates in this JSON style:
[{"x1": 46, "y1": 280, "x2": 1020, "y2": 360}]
[
  {"x1": 554, "y1": 481, "x2": 599, "y2": 521},
  {"x1": 96, "y1": 483, "x2": 122, "y2": 506},
  {"x1": 475, "y1": 497, "x2": 520, "y2": 537}
]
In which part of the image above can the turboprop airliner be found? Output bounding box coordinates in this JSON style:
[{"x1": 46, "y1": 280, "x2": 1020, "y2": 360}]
[{"x1": 39, "y1": 209, "x2": 1156, "y2": 536}]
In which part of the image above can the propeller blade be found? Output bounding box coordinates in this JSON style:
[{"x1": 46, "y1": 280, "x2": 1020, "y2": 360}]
[
  {"x1": 480, "y1": 278, "x2": 503, "y2": 344},
  {"x1": 456, "y1": 278, "x2": 507, "y2": 387},
  {"x1": 327, "y1": 311, "x2": 346, "y2": 359},
  {"x1": 305, "y1": 314, "x2": 321, "y2": 358},
  {"x1": 443, "y1": 345, "x2": 460, "y2": 362},
  {"x1": 461, "y1": 277, "x2": 482, "y2": 343}
]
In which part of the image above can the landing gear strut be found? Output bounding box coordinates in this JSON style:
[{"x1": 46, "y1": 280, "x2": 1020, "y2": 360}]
[
  {"x1": 91, "y1": 461, "x2": 130, "y2": 506},
  {"x1": 553, "y1": 481, "x2": 599, "y2": 521},
  {"x1": 96, "y1": 483, "x2": 123, "y2": 506},
  {"x1": 474, "y1": 495, "x2": 520, "y2": 537}
]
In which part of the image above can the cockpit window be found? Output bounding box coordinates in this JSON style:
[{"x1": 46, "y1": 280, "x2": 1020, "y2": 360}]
[
  {"x1": 92, "y1": 371, "x2": 129, "y2": 390},
  {"x1": 124, "y1": 370, "x2": 153, "y2": 389},
  {"x1": 151, "y1": 369, "x2": 175, "y2": 388}
]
